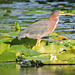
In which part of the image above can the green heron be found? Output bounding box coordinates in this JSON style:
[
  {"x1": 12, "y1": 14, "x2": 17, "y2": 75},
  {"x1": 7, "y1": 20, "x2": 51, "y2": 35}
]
[{"x1": 18, "y1": 10, "x2": 74, "y2": 48}]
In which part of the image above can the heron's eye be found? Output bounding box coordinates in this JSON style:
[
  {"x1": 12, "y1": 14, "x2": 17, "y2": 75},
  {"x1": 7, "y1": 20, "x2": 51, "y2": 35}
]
[{"x1": 59, "y1": 11, "x2": 64, "y2": 14}]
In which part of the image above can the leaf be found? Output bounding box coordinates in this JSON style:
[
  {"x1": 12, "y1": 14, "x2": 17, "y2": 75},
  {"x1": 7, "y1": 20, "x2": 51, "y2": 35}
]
[
  {"x1": 0, "y1": 38, "x2": 13, "y2": 43},
  {"x1": 24, "y1": 49, "x2": 42, "y2": 56},
  {"x1": 49, "y1": 32, "x2": 58, "y2": 37},
  {"x1": 0, "y1": 43, "x2": 10, "y2": 54},
  {"x1": 57, "y1": 50, "x2": 75, "y2": 60},
  {"x1": 0, "y1": 39, "x2": 4, "y2": 43},
  {"x1": 67, "y1": 59, "x2": 75, "y2": 63},
  {"x1": 60, "y1": 39, "x2": 75, "y2": 47},
  {"x1": 54, "y1": 36, "x2": 68, "y2": 40},
  {"x1": 0, "y1": 52, "x2": 16, "y2": 62},
  {"x1": 15, "y1": 22, "x2": 21, "y2": 30},
  {"x1": 33, "y1": 10, "x2": 48, "y2": 13},
  {"x1": 0, "y1": 34, "x2": 11, "y2": 37},
  {"x1": 9, "y1": 45, "x2": 42, "y2": 56},
  {"x1": 35, "y1": 43, "x2": 67, "y2": 55},
  {"x1": 10, "y1": 31, "x2": 19, "y2": 36}
]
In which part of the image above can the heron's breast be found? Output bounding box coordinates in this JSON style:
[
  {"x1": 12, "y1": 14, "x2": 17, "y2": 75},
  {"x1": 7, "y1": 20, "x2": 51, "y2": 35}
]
[{"x1": 46, "y1": 19, "x2": 59, "y2": 34}]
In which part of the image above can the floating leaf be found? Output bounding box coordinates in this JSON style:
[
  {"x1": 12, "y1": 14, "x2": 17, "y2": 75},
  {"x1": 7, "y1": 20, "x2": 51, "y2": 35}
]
[
  {"x1": 8, "y1": 45, "x2": 41, "y2": 56},
  {"x1": 60, "y1": 39, "x2": 75, "y2": 47},
  {"x1": 1, "y1": 34, "x2": 11, "y2": 37},
  {"x1": 49, "y1": 32, "x2": 58, "y2": 37},
  {"x1": 0, "y1": 39, "x2": 4, "y2": 43},
  {"x1": 0, "y1": 38, "x2": 13, "y2": 43},
  {"x1": 57, "y1": 50, "x2": 75, "y2": 61},
  {"x1": 33, "y1": 10, "x2": 48, "y2": 13},
  {"x1": 67, "y1": 59, "x2": 75, "y2": 63},
  {"x1": 0, "y1": 52, "x2": 16, "y2": 62},
  {"x1": 35, "y1": 43, "x2": 67, "y2": 55},
  {"x1": 10, "y1": 31, "x2": 19, "y2": 36},
  {"x1": 0, "y1": 43, "x2": 10, "y2": 54},
  {"x1": 54, "y1": 36, "x2": 68, "y2": 41}
]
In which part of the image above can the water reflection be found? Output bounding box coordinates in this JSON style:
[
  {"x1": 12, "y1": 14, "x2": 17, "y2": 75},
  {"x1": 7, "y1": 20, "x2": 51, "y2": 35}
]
[
  {"x1": 0, "y1": 62, "x2": 18, "y2": 75},
  {"x1": 19, "y1": 65, "x2": 75, "y2": 75},
  {"x1": 0, "y1": 62, "x2": 75, "y2": 75}
]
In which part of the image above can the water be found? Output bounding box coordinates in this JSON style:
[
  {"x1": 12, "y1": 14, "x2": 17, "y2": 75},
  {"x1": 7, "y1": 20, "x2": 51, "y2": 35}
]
[
  {"x1": 0, "y1": 1, "x2": 75, "y2": 39},
  {"x1": 0, "y1": 62, "x2": 75, "y2": 75},
  {"x1": 0, "y1": 1, "x2": 75, "y2": 75}
]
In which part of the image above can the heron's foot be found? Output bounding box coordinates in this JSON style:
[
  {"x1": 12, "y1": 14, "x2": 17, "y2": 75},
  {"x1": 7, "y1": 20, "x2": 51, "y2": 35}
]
[
  {"x1": 50, "y1": 54, "x2": 58, "y2": 60},
  {"x1": 35, "y1": 42, "x2": 40, "y2": 48}
]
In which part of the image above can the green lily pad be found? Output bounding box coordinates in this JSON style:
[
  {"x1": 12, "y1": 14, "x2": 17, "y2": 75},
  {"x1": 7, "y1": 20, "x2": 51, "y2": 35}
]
[
  {"x1": 49, "y1": 32, "x2": 58, "y2": 37},
  {"x1": 24, "y1": 54, "x2": 49, "y2": 60},
  {"x1": 60, "y1": 39, "x2": 75, "y2": 46},
  {"x1": 69, "y1": 40, "x2": 75, "y2": 45},
  {"x1": 33, "y1": 10, "x2": 48, "y2": 14},
  {"x1": 8, "y1": 45, "x2": 42, "y2": 56},
  {"x1": 0, "y1": 52, "x2": 16, "y2": 62},
  {"x1": 10, "y1": 31, "x2": 19, "y2": 36},
  {"x1": 1, "y1": 34, "x2": 11, "y2": 37},
  {"x1": 57, "y1": 50, "x2": 75, "y2": 61},
  {"x1": 35, "y1": 43, "x2": 67, "y2": 55},
  {"x1": 67, "y1": 59, "x2": 75, "y2": 63},
  {"x1": 72, "y1": 46, "x2": 75, "y2": 50},
  {"x1": 0, "y1": 38, "x2": 13, "y2": 43},
  {"x1": 0, "y1": 43, "x2": 10, "y2": 54},
  {"x1": 0, "y1": 39, "x2": 4, "y2": 43}
]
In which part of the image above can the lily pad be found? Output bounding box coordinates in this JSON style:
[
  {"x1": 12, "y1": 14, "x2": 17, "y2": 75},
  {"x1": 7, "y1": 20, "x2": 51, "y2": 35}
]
[
  {"x1": 57, "y1": 50, "x2": 75, "y2": 61},
  {"x1": 1, "y1": 34, "x2": 11, "y2": 37},
  {"x1": 54, "y1": 36, "x2": 68, "y2": 41},
  {"x1": 60, "y1": 39, "x2": 75, "y2": 47},
  {"x1": 10, "y1": 31, "x2": 19, "y2": 36},
  {"x1": 24, "y1": 54, "x2": 49, "y2": 60},
  {"x1": 0, "y1": 38, "x2": 13, "y2": 43},
  {"x1": 0, "y1": 52, "x2": 16, "y2": 62},
  {"x1": 0, "y1": 39, "x2": 4, "y2": 43},
  {"x1": 35, "y1": 43, "x2": 67, "y2": 55},
  {"x1": 49, "y1": 32, "x2": 58, "y2": 37},
  {"x1": 33, "y1": 10, "x2": 48, "y2": 14},
  {"x1": 0, "y1": 43, "x2": 10, "y2": 54},
  {"x1": 8, "y1": 45, "x2": 42, "y2": 56}
]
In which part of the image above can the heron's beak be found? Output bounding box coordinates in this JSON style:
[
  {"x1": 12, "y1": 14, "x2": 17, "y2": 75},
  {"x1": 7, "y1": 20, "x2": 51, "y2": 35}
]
[{"x1": 61, "y1": 13, "x2": 75, "y2": 15}]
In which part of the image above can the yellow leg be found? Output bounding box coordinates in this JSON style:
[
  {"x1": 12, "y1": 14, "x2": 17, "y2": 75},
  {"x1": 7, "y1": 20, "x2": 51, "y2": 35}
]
[
  {"x1": 35, "y1": 42, "x2": 40, "y2": 48},
  {"x1": 35, "y1": 39, "x2": 41, "y2": 48}
]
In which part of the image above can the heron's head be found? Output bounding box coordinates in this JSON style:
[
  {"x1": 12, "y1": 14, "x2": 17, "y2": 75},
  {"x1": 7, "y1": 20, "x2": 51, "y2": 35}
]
[{"x1": 51, "y1": 10, "x2": 75, "y2": 18}]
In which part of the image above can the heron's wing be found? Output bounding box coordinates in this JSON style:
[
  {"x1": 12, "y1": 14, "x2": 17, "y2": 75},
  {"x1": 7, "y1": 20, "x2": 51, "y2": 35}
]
[
  {"x1": 28, "y1": 19, "x2": 48, "y2": 34},
  {"x1": 18, "y1": 19, "x2": 49, "y2": 39}
]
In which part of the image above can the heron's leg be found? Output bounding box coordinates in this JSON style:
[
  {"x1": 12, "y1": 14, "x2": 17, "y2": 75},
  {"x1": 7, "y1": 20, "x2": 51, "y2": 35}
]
[{"x1": 35, "y1": 39, "x2": 41, "y2": 48}]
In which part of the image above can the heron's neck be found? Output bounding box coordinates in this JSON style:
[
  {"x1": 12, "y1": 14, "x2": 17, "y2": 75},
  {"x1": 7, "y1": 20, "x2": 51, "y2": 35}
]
[
  {"x1": 48, "y1": 15, "x2": 59, "y2": 32},
  {"x1": 48, "y1": 15, "x2": 59, "y2": 21},
  {"x1": 48, "y1": 15, "x2": 59, "y2": 25}
]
